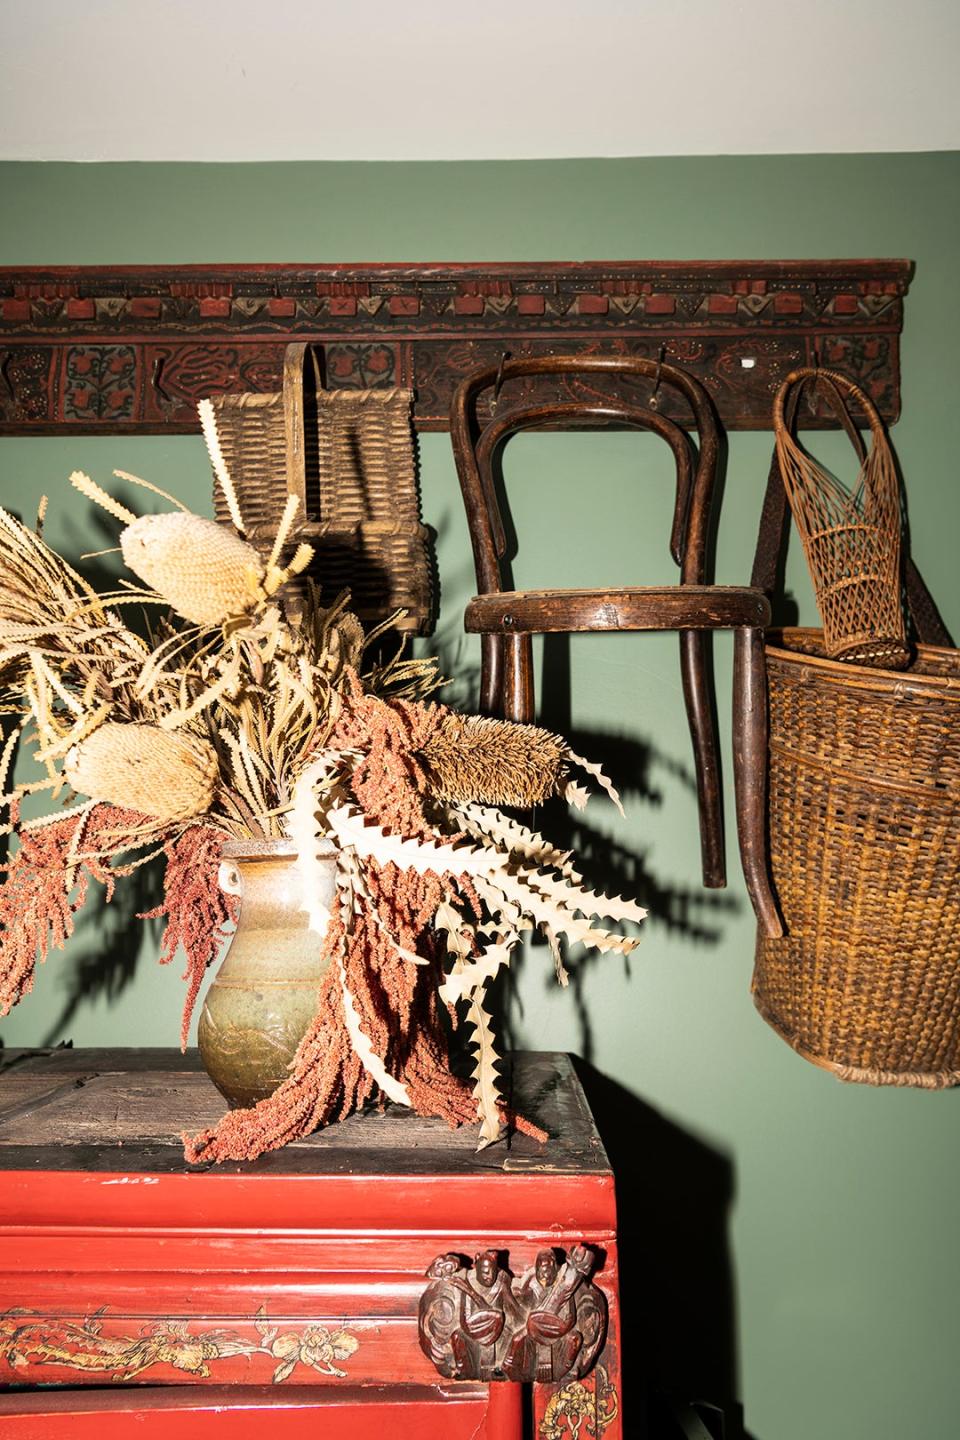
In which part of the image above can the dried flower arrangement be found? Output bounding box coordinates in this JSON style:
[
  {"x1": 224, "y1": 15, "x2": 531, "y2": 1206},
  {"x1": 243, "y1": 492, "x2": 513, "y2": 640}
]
[{"x1": 0, "y1": 412, "x2": 646, "y2": 1162}]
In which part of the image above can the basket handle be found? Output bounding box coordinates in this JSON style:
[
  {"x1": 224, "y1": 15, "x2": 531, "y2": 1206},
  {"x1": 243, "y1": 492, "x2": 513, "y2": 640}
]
[
  {"x1": 753, "y1": 369, "x2": 953, "y2": 647},
  {"x1": 772, "y1": 366, "x2": 882, "y2": 463},
  {"x1": 282, "y1": 342, "x2": 325, "y2": 514}
]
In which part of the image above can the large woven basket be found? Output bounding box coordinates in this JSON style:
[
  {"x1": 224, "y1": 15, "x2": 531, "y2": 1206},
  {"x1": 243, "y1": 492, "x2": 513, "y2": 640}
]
[
  {"x1": 773, "y1": 368, "x2": 908, "y2": 670},
  {"x1": 209, "y1": 344, "x2": 433, "y2": 633},
  {"x1": 753, "y1": 628, "x2": 960, "y2": 1086}
]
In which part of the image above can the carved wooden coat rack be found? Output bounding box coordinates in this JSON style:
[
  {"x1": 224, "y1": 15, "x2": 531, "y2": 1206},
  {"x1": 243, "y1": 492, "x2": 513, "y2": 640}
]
[{"x1": 0, "y1": 260, "x2": 909, "y2": 435}]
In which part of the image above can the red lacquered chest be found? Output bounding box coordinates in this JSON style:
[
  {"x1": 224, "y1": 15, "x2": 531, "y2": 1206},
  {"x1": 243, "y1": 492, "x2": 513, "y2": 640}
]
[{"x1": 0, "y1": 1049, "x2": 622, "y2": 1438}]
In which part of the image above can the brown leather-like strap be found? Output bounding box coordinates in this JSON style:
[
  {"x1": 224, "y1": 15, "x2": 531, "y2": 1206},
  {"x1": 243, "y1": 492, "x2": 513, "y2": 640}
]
[
  {"x1": 283, "y1": 343, "x2": 325, "y2": 510},
  {"x1": 752, "y1": 371, "x2": 953, "y2": 646},
  {"x1": 904, "y1": 559, "x2": 954, "y2": 647},
  {"x1": 751, "y1": 380, "x2": 801, "y2": 595}
]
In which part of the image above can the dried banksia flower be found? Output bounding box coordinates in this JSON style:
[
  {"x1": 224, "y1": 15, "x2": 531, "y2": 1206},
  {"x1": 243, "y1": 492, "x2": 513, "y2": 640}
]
[
  {"x1": 64, "y1": 722, "x2": 219, "y2": 822},
  {"x1": 120, "y1": 512, "x2": 264, "y2": 626},
  {"x1": 418, "y1": 713, "x2": 567, "y2": 808}
]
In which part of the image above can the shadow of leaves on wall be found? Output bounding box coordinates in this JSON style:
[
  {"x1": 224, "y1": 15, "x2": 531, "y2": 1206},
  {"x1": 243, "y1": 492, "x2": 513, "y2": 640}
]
[{"x1": 39, "y1": 862, "x2": 165, "y2": 1049}]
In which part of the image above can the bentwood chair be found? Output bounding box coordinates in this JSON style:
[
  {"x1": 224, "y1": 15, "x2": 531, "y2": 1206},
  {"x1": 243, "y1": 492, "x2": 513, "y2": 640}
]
[{"x1": 449, "y1": 353, "x2": 781, "y2": 936}]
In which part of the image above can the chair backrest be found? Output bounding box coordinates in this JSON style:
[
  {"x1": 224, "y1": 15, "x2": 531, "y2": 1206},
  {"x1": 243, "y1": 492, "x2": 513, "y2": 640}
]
[{"x1": 449, "y1": 354, "x2": 721, "y2": 594}]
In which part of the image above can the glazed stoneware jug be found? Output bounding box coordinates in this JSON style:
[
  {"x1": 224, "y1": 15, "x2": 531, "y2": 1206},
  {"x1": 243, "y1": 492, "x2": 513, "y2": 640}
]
[{"x1": 198, "y1": 838, "x2": 337, "y2": 1108}]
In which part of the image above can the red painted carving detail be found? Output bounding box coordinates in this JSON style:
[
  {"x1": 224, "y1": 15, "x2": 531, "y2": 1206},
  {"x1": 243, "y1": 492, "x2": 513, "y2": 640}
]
[
  {"x1": 323, "y1": 343, "x2": 398, "y2": 387},
  {"x1": 142, "y1": 343, "x2": 285, "y2": 421},
  {"x1": 0, "y1": 263, "x2": 908, "y2": 431},
  {"x1": 62, "y1": 346, "x2": 138, "y2": 421}
]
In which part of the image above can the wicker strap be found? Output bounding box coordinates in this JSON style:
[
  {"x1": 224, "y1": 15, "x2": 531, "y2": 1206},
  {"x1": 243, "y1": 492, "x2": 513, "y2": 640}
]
[
  {"x1": 283, "y1": 343, "x2": 324, "y2": 511},
  {"x1": 752, "y1": 369, "x2": 953, "y2": 647}
]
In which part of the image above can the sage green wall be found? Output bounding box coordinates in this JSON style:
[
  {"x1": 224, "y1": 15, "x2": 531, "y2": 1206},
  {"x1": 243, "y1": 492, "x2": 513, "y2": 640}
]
[{"x1": 2, "y1": 156, "x2": 958, "y2": 1440}]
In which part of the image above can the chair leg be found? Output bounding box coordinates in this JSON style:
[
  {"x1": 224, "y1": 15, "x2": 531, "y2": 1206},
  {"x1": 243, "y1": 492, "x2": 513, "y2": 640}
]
[
  {"x1": 679, "y1": 629, "x2": 726, "y2": 889},
  {"x1": 501, "y1": 634, "x2": 535, "y2": 723},
  {"x1": 480, "y1": 634, "x2": 504, "y2": 716},
  {"x1": 732, "y1": 627, "x2": 783, "y2": 938}
]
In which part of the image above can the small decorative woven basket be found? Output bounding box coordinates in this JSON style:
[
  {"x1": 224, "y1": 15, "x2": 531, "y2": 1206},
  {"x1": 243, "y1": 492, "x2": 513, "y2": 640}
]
[
  {"x1": 753, "y1": 629, "x2": 960, "y2": 1087},
  {"x1": 773, "y1": 368, "x2": 908, "y2": 669},
  {"x1": 209, "y1": 344, "x2": 433, "y2": 633}
]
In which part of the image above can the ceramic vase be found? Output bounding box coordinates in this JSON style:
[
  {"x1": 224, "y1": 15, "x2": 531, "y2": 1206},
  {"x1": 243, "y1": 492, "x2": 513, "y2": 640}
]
[{"x1": 197, "y1": 838, "x2": 336, "y2": 1108}]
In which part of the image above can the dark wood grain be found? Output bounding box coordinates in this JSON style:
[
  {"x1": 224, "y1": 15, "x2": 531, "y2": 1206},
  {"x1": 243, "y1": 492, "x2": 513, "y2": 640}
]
[
  {"x1": 0, "y1": 260, "x2": 910, "y2": 434},
  {"x1": 0, "y1": 1049, "x2": 608, "y2": 1178},
  {"x1": 732, "y1": 626, "x2": 783, "y2": 938},
  {"x1": 465, "y1": 586, "x2": 770, "y2": 634},
  {"x1": 450, "y1": 352, "x2": 778, "y2": 919}
]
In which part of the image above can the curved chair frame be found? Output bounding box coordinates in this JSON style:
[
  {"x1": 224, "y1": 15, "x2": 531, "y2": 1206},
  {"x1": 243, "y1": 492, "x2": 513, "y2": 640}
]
[{"x1": 450, "y1": 353, "x2": 781, "y2": 936}]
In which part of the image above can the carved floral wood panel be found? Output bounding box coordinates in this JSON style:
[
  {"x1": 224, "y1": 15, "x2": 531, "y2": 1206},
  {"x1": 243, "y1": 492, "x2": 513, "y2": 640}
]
[{"x1": 0, "y1": 261, "x2": 910, "y2": 433}]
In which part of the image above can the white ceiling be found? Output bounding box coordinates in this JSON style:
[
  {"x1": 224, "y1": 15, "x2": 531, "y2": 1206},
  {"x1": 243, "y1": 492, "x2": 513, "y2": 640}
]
[{"x1": 3, "y1": 0, "x2": 959, "y2": 161}]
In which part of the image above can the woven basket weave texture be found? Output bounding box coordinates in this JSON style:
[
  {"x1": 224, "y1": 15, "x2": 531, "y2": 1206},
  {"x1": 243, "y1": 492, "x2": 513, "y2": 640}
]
[
  {"x1": 773, "y1": 369, "x2": 907, "y2": 669},
  {"x1": 210, "y1": 355, "x2": 432, "y2": 634},
  {"x1": 753, "y1": 628, "x2": 960, "y2": 1086}
]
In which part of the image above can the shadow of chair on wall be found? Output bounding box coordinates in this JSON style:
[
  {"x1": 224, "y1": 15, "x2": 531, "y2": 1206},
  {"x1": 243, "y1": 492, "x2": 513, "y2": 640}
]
[
  {"x1": 495, "y1": 628, "x2": 741, "y2": 1066},
  {"x1": 573, "y1": 1059, "x2": 756, "y2": 1440},
  {"x1": 485, "y1": 633, "x2": 753, "y2": 1438}
]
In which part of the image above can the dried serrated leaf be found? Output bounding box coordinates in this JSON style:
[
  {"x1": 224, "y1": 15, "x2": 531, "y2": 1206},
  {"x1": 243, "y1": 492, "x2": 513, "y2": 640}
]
[
  {"x1": 542, "y1": 922, "x2": 569, "y2": 987},
  {"x1": 487, "y1": 871, "x2": 643, "y2": 958},
  {"x1": 438, "y1": 931, "x2": 518, "y2": 1005},
  {"x1": 326, "y1": 803, "x2": 496, "y2": 879},
  {"x1": 468, "y1": 991, "x2": 504, "y2": 1149},
  {"x1": 563, "y1": 745, "x2": 624, "y2": 815},
  {"x1": 564, "y1": 779, "x2": 591, "y2": 811},
  {"x1": 286, "y1": 756, "x2": 334, "y2": 937},
  {"x1": 451, "y1": 802, "x2": 580, "y2": 879},
  {"x1": 434, "y1": 898, "x2": 475, "y2": 968},
  {"x1": 517, "y1": 864, "x2": 648, "y2": 927}
]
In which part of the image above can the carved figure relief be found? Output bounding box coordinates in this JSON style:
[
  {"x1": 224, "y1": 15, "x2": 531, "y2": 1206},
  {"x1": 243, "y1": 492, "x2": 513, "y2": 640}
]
[{"x1": 418, "y1": 1244, "x2": 607, "y2": 1383}]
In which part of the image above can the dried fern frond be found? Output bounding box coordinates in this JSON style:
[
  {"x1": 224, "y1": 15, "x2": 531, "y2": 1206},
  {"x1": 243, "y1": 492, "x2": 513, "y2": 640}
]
[
  {"x1": 418, "y1": 712, "x2": 567, "y2": 808},
  {"x1": 64, "y1": 722, "x2": 219, "y2": 822}
]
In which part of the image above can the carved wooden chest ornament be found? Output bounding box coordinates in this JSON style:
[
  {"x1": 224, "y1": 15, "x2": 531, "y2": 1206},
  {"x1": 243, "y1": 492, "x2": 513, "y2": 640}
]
[{"x1": 418, "y1": 1243, "x2": 607, "y2": 1383}]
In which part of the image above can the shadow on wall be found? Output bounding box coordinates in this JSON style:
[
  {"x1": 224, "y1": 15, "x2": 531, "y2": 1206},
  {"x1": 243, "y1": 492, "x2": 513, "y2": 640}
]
[
  {"x1": 39, "y1": 865, "x2": 165, "y2": 1049},
  {"x1": 494, "y1": 628, "x2": 740, "y2": 1068},
  {"x1": 492, "y1": 630, "x2": 750, "y2": 1435},
  {"x1": 574, "y1": 1059, "x2": 754, "y2": 1440}
]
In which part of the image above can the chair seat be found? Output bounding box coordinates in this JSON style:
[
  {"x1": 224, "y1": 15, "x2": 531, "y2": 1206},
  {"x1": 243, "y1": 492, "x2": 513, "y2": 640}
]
[{"x1": 464, "y1": 585, "x2": 771, "y2": 635}]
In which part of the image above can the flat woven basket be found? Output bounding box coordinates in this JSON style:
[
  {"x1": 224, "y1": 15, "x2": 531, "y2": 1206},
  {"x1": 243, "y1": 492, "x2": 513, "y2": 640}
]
[
  {"x1": 209, "y1": 344, "x2": 433, "y2": 633},
  {"x1": 753, "y1": 628, "x2": 960, "y2": 1086},
  {"x1": 773, "y1": 368, "x2": 908, "y2": 669}
]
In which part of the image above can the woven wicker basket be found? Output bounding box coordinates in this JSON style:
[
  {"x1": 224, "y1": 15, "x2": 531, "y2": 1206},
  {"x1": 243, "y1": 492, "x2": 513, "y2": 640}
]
[
  {"x1": 773, "y1": 369, "x2": 908, "y2": 670},
  {"x1": 209, "y1": 344, "x2": 433, "y2": 633},
  {"x1": 753, "y1": 628, "x2": 960, "y2": 1087}
]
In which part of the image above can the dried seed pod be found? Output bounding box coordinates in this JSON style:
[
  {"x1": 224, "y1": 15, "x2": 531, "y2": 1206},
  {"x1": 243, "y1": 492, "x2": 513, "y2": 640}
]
[
  {"x1": 418, "y1": 713, "x2": 567, "y2": 808},
  {"x1": 120, "y1": 512, "x2": 264, "y2": 626},
  {"x1": 64, "y1": 722, "x2": 219, "y2": 822}
]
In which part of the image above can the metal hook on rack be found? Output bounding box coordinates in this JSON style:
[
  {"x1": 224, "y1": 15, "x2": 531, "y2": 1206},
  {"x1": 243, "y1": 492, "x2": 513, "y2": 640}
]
[
  {"x1": 0, "y1": 352, "x2": 14, "y2": 404},
  {"x1": 649, "y1": 343, "x2": 666, "y2": 411},
  {"x1": 491, "y1": 350, "x2": 511, "y2": 413}
]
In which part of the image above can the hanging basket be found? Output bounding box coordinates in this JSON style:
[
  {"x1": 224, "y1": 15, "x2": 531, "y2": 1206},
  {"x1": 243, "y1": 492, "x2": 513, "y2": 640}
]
[
  {"x1": 208, "y1": 344, "x2": 434, "y2": 634},
  {"x1": 773, "y1": 368, "x2": 908, "y2": 669},
  {"x1": 752, "y1": 628, "x2": 960, "y2": 1087}
]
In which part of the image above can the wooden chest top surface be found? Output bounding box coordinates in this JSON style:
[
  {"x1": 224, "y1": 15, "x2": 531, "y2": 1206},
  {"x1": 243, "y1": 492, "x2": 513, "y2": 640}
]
[{"x1": 0, "y1": 1047, "x2": 607, "y2": 1179}]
